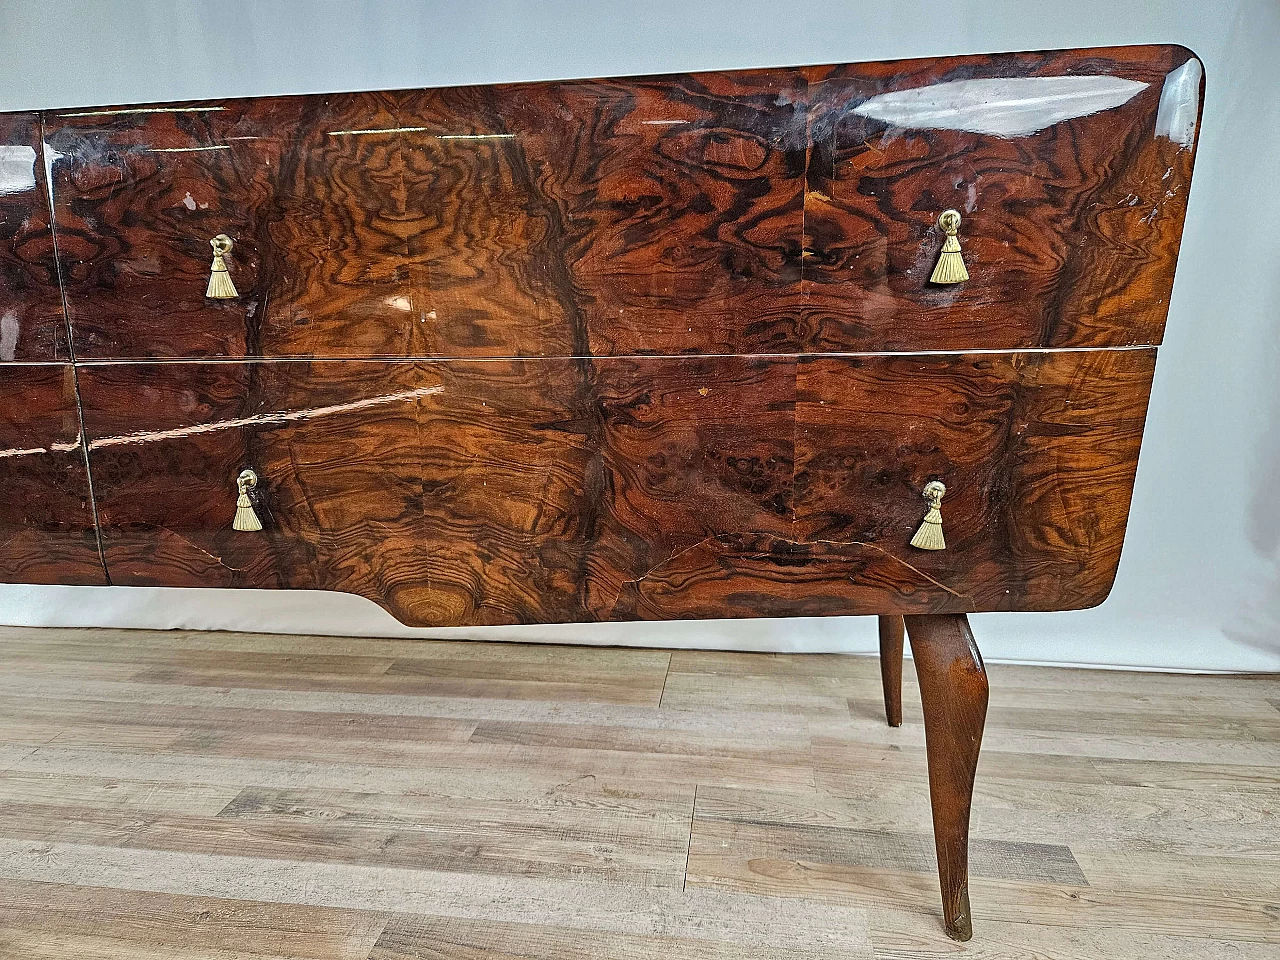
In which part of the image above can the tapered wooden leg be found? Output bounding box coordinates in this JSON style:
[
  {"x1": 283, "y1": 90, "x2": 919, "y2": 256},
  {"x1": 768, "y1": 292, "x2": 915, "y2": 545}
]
[
  {"x1": 902, "y1": 613, "x2": 989, "y2": 942},
  {"x1": 877, "y1": 615, "x2": 904, "y2": 727}
]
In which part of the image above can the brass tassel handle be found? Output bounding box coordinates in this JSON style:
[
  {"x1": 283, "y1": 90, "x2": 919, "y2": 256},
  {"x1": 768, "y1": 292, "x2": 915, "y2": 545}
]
[
  {"x1": 910, "y1": 480, "x2": 946, "y2": 550},
  {"x1": 206, "y1": 234, "x2": 239, "y2": 299},
  {"x1": 233, "y1": 469, "x2": 263, "y2": 532},
  {"x1": 929, "y1": 210, "x2": 969, "y2": 284}
]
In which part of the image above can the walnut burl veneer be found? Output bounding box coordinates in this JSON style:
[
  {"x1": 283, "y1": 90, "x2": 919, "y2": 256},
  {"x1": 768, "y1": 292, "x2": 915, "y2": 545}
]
[
  {"x1": 36, "y1": 46, "x2": 1197, "y2": 360},
  {"x1": 0, "y1": 365, "x2": 104, "y2": 583},
  {"x1": 76, "y1": 348, "x2": 1154, "y2": 624},
  {"x1": 0, "y1": 44, "x2": 1203, "y2": 940},
  {"x1": 0, "y1": 114, "x2": 67, "y2": 360}
]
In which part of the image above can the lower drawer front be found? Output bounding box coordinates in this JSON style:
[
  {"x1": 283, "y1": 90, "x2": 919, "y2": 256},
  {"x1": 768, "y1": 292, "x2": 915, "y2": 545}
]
[
  {"x1": 0, "y1": 365, "x2": 106, "y2": 584},
  {"x1": 76, "y1": 349, "x2": 1153, "y2": 624}
]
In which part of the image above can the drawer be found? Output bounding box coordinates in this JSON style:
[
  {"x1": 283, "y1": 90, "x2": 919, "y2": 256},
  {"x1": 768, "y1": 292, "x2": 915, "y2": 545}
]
[
  {"x1": 791, "y1": 348, "x2": 1155, "y2": 612},
  {"x1": 46, "y1": 97, "x2": 293, "y2": 358},
  {"x1": 79, "y1": 349, "x2": 1152, "y2": 623},
  {"x1": 0, "y1": 114, "x2": 67, "y2": 361},
  {"x1": 588, "y1": 349, "x2": 1153, "y2": 618},
  {"x1": 0, "y1": 364, "x2": 106, "y2": 584},
  {"x1": 79, "y1": 360, "x2": 595, "y2": 623},
  {"x1": 80, "y1": 361, "x2": 432, "y2": 602},
  {"x1": 801, "y1": 45, "x2": 1201, "y2": 351}
]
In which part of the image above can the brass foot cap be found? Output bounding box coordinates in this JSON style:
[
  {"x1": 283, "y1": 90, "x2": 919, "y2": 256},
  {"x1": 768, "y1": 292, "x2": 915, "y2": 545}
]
[{"x1": 944, "y1": 888, "x2": 974, "y2": 941}]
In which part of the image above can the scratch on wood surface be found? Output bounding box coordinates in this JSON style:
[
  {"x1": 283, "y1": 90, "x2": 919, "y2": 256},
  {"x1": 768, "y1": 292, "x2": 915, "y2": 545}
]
[
  {"x1": 87, "y1": 386, "x2": 445, "y2": 450},
  {"x1": 841, "y1": 539, "x2": 974, "y2": 603},
  {"x1": 158, "y1": 528, "x2": 243, "y2": 574}
]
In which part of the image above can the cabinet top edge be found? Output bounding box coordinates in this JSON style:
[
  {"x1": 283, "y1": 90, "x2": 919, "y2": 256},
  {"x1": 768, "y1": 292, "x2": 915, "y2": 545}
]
[{"x1": 4, "y1": 43, "x2": 1201, "y2": 121}]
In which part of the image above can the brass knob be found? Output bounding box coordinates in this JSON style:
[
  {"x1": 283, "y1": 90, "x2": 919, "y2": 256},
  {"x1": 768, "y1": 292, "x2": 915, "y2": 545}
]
[
  {"x1": 232, "y1": 469, "x2": 262, "y2": 532},
  {"x1": 206, "y1": 234, "x2": 239, "y2": 299},
  {"x1": 910, "y1": 480, "x2": 946, "y2": 550},
  {"x1": 929, "y1": 210, "x2": 968, "y2": 284}
]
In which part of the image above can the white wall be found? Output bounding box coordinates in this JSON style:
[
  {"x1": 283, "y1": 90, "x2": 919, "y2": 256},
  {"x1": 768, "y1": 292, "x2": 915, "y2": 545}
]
[{"x1": 1, "y1": 0, "x2": 1277, "y2": 672}]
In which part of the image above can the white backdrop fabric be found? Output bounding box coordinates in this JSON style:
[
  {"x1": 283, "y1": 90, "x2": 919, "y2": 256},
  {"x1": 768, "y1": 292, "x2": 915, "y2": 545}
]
[{"x1": 0, "y1": 0, "x2": 1277, "y2": 671}]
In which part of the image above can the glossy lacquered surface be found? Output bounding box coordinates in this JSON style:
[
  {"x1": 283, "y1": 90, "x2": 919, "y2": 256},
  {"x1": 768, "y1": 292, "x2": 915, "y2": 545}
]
[
  {"x1": 77, "y1": 348, "x2": 1153, "y2": 624},
  {"x1": 0, "y1": 114, "x2": 66, "y2": 361},
  {"x1": 40, "y1": 45, "x2": 1201, "y2": 359},
  {"x1": 0, "y1": 44, "x2": 1201, "y2": 628},
  {"x1": 0, "y1": 365, "x2": 104, "y2": 584}
]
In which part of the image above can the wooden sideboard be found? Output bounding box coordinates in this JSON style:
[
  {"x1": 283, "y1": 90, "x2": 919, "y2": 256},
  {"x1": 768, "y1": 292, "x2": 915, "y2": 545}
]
[{"x1": 0, "y1": 44, "x2": 1203, "y2": 939}]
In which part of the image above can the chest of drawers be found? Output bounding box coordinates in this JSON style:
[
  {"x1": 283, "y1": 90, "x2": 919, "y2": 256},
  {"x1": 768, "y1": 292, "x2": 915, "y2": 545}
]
[{"x1": 0, "y1": 44, "x2": 1203, "y2": 939}]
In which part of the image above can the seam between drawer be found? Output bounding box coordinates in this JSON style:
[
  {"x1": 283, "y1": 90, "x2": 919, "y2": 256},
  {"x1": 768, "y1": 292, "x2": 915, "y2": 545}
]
[
  {"x1": 38, "y1": 112, "x2": 111, "y2": 585},
  {"x1": 64, "y1": 344, "x2": 1161, "y2": 366}
]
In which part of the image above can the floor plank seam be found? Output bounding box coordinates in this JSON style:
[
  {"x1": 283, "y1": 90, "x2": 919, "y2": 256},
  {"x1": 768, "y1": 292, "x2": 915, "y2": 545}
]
[
  {"x1": 657, "y1": 652, "x2": 673, "y2": 709},
  {"x1": 683, "y1": 784, "x2": 697, "y2": 893}
]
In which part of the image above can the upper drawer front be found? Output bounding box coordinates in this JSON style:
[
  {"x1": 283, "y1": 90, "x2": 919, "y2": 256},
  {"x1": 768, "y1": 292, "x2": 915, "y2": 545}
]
[
  {"x1": 43, "y1": 45, "x2": 1200, "y2": 360},
  {"x1": 78, "y1": 348, "x2": 1152, "y2": 623},
  {"x1": 0, "y1": 114, "x2": 66, "y2": 361},
  {"x1": 47, "y1": 96, "x2": 306, "y2": 359},
  {"x1": 801, "y1": 46, "x2": 1201, "y2": 351},
  {"x1": 0, "y1": 364, "x2": 106, "y2": 584}
]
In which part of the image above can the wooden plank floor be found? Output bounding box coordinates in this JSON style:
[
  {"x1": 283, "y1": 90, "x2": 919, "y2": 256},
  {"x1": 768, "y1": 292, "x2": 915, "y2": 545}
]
[{"x1": 0, "y1": 626, "x2": 1276, "y2": 958}]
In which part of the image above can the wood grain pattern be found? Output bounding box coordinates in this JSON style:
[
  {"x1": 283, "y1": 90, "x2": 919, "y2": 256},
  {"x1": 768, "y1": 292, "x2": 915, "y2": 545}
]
[
  {"x1": 0, "y1": 627, "x2": 1277, "y2": 957},
  {"x1": 77, "y1": 347, "x2": 1153, "y2": 624},
  {"x1": 43, "y1": 98, "x2": 295, "y2": 358},
  {"x1": 79, "y1": 360, "x2": 429, "y2": 600},
  {"x1": 465, "y1": 71, "x2": 808, "y2": 358},
  {"x1": 791, "y1": 347, "x2": 1156, "y2": 613},
  {"x1": 902, "y1": 613, "x2": 990, "y2": 940},
  {"x1": 878, "y1": 615, "x2": 904, "y2": 727},
  {"x1": 0, "y1": 364, "x2": 105, "y2": 584},
  {"x1": 0, "y1": 113, "x2": 68, "y2": 361},
  {"x1": 36, "y1": 44, "x2": 1200, "y2": 359},
  {"x1": 801, "y1": 45, "x2": 1201, "y2": 351}
]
